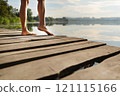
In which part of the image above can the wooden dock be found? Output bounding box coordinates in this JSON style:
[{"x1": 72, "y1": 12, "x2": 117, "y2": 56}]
[{"x1": 0, "y1": 29, "x2": 120, "y2": 80}]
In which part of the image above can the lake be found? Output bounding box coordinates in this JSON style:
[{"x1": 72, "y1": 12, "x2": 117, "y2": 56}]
[{"x1": 27, "y1": 21, "x2": 120, "y2": 47}]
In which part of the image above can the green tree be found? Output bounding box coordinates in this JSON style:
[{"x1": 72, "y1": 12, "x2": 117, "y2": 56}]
[
  {"x1": 0, "y1": 0, "x2": 8, "y2": 17},
  {"x1": 12, "y1": 8, "x2": 19, "y2": 17},
  {"x1": 45, "y1": 17, "x2": 55, "y2": 22},
  {"x1": 27, "y1": 8, "x2": 33, "y2": 22},
  {"x1": 33, "y1": 16, "x2": 39, "y2": 21},
  {"x1": 0, "y1": 0, "x2": 20, "y2": 24}
]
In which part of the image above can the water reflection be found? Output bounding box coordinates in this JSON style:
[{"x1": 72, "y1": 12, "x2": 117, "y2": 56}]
[
  {"x1": 27, "y1": 23, "x2": 33, "y2": 31},
  {"x1": 26, "y1": 21, "x2": 120, "y2": 47}
]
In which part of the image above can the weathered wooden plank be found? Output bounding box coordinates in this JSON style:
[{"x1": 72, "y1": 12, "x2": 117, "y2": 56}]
[
  {"x1": 61, "y1": 53, "x2": 120, "y2": 80},
  {"x1": 0, "y1": 37, "x2": 86, "y2": 53},
  {"x1": 0, "y1": 31, "x2": 21, "y2": 34},
  {"x1": 0, "y1": 45, "x2": 119, "y2": 80},
  {"x1": 0, "y1": 31, "x2": 20, "y2": 33},
  {"x1": 0, "y1": 29, "x2": 21, "y2": 33},
  {"x1": 0, "y1": 34, "x2": 21, "y2": 37},
  {"x1": 0, "y1": 36, "x2": 22, "y2": 40},
  {"x1": 0, "y1": 41, "x2": 91, "y2": 57},
  {"x1": 0, "y1": 35, "x2": 66, "y2": 40},
  {"x1": 0, "y1": 36, "x2": 67, "y2": 45},
  {"x1": 0, "y1": 41, "x2": 105, "y2": 65},
  {"x1": 0, "y1": 33, "x2": 20, "y2": 35},
  {"x1": 0, "y1": 35, "x2": 50, "y2": 40}
]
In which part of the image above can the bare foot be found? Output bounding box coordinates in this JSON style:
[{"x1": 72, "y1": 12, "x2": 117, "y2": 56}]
[
  {"x1": 38, "y1": 26, "x2": 54, "y2": 36},
  {"x1": 21, "y1": 30, "x2": 36, "y2": 36}
]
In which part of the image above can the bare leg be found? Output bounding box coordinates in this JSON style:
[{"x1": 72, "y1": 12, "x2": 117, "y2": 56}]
[
  {"x1": 37, "y1": 0, "x2": 54, "y2": 35},
  {"x1": 20, "y1": 0, "x2": 36, "y2": 36}
]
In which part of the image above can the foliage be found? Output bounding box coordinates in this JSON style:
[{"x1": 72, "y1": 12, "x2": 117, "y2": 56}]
[
  {"x1": 0, "y1": 0, "x2": 8, "y2": 17},
  {"x1": 0, "y1": 0, "x2": 68, "y2": 27},
  {"x1": 45, "y1": 17, "x2": 54, "y2": 21},
  {"x1": 33, "y1": 15, "x2": 68, "y2": 23},
  {"x1": 0, "y1": 0, "x2": 20, "y2": 24},
  {"x1": 33, "y1": 16, "x2": 39, "y2": 21},
  {"x1": 27, "y1": 8, "x2": 34, "y2": 22},
  {"x1": 0, "y1": 16, "x2": 9, "y2": 24},
  {"x1": 12, "y1": 8, "x2": 19, "y2": 17},
  {"x1": 33, "y1": 16, "x2": 55, "y2": 22},
  {"x1": 55, "y1": 17, "x2": 68, "y2": 21}
]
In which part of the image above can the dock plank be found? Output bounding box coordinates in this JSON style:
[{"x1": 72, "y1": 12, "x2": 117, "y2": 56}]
[
  {"x1": 0, "y1": 37, "x2": 86, "y2": 53},
  {"x1": 0, "y1": 35, "x2": 50, "y2": 40},
  {"x1": 61, "y1": 53, "x2": 120, "y2": 80},
  {"x1": 0, "y1": 45, "x2": 120, "y2": 80},
  {"x1": 0, "y1": 29, "x2": 20, "y2": 33},
  {"x1": 0, "y1": 41, "x2": 93, "y2": 57},
  {"x1": 0, "y1": 32, "x2": 20, "y2": 34},
  {"x1": 0, "y1": 41, "x2": 105, "y2": 66},
  {"x1": 0, "y1": 28, "x2": 20, "y2": 31},
  {"x1": 0, "y1": 33, "x2": 20, "y2": 35},
  {"x1": 0, "y1": 34, "x2": 21, "y2": 37},
  {"x1": 0, "y1": 32, "x2": 21, "y2": 35},
  {"x1": 0, "y1": 36, "x2": 67, "y2": 45}
]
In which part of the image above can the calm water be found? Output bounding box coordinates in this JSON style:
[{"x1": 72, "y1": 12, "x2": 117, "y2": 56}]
[{"x1": 27, "y1": 22, "x2": 120, "y2": 47}]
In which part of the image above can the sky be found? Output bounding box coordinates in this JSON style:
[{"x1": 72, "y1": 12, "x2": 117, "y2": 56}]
[{"x1": 8, "y1": 0, "x2": 120, "y2": 18}]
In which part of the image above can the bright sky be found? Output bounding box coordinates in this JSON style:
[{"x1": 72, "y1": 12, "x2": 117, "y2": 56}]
[{"x1": 8, "y1": 0, "x2": 120, "y2": 18}]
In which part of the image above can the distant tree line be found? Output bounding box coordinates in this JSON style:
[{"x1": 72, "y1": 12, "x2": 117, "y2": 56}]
[
  {"x1": 67, "y1": 17, "x2": 120, "y2": 21},
  {"x1": 34, "y1": 16, "x2": 68, "y2": 22}
]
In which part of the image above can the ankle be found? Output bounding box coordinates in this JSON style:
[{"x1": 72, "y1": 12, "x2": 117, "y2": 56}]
[
  {"x1": 39, "y1": 25, "x2": 46, "y2": 28},
  {"x1": 22, "y1": 27, "x2": 28, "y2": 32},
  {"x1": 22, "y1": 29, "x2": 29, "y2": 33}
]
